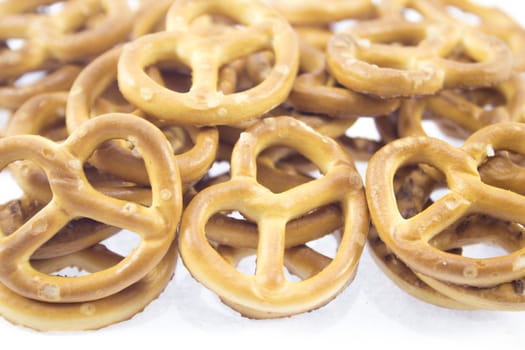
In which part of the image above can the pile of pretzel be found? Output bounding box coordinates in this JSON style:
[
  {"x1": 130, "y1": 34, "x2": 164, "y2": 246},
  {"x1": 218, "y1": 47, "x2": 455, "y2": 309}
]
[{"x1": 0, "y1": 0, "x2": 524, "y2": 331}]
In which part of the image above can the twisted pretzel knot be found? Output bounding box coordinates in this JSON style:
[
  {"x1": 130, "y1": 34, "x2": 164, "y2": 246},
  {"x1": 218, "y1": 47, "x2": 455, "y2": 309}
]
[
  {"x1": 0, "y1": 113, "x2": 182, "y2": 302},
  {"x1": 118, "y1": 0, "x2": 299, "y2": 126},
  {"x1": 367, "y1": 122, "x2": 525, "y2": 289},
  {"x1": 180, "y1": 116, "x2": 368, "y2": 318},
  {"x1": 326, "y1": 17, "x2": 513, "y2": 98}
]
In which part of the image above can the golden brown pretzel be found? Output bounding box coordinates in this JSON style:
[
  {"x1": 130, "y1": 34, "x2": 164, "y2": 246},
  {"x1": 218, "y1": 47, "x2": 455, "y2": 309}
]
[
  {"x1": 180, "y1": 116, "x2": 368, "y2": 318},
  {"x1": 0, "y1": 113, "x2": 182, "y2": 302},
  {"x1": 66, "y1": 46, "x2": 219, "y2": 187},
  {"x1": 288, "y1": 27, "x2": 400, "y2": 118},
  {"x1": 416, "y1": 0, "x2": 525, "y2": 72},
  {"x1": 397, "y1": 73, "x2": 525, "y2": 138},
  {"x1": 118, "y1": 0, "x2": 299, "y2": 126},
  {"x1": 366, "y1": 122, "x2": 525, "y2": 289},
  {"x1": 326, "y1": 17, "x2": 513, "y2": 98},
  {"x1": 0, "y1": 0, "x2": 134, "y2": 78},
  {"x1": 0, "y1": 242, "x2": 177, "y2": 331}
]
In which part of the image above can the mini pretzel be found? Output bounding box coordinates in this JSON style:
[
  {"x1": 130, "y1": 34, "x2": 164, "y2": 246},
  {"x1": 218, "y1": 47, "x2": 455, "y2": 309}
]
[
  {"x1": 117, "y1": 0, "x2": 299, "y2": 126},
  {"x1": 260, "y1": 0, "x2": 376, "y2": 25},
  {"x1": 397, "y1": 73, "x2": 525, "y2": 138},
  {"x1": 417, "y1": 0, "x2": 525, "y2": 72},
  {"x1": 0, "y1": 113, "x2": 182, "y2": 302},
  {"x1": 180, "y1": 116, "x2": 368, "y2": 318},
  {"x1": 326, "y1": 17, "x2": 513, "y2": 98},
  {"x1": 0, "y1": 0, "x2": 134, "y2": 78},
  {"x1": 0, "y1": 242, "x2": 177, "y2": 331},
  {"x1": 367, "y1": 122, "x2": 525, "y2": 288},
  {"x1": 288, "y1": 27, "x2": 400, "y2": 118},
  {"x1": 66, "y1": 46, "x2": 219, "y2": 187},
  {"x1": 0, "y1": 64, "x2": 81, "y2": 110}
]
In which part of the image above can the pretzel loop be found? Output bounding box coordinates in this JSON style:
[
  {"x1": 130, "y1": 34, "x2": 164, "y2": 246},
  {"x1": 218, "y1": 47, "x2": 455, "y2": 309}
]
[
  {"x1": 118, "y1": 0, "x2": 299, "y2": 126},
  {"x1": 367, "y1": 123, "x2": 525, "y2": 287},
  {"x1": 327, "y1": 18, "x2": 513, "y2": 98},
  {"x1": 0, "y1": 113, "x2": 182, "y2": 303},
  {"x1": 180, "y1": 116, "x2": 368, "y2": 317}
]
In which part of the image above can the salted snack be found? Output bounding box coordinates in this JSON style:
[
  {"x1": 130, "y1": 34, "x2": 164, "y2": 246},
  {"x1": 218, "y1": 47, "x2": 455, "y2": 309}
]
[
  {"x1": 180, "y1": 116, "x2": 368, "y2": 318},
  {"x1": 0, "y1": 0, "x2": 133, "y2": 77},
  {"x1": 0, "y1": 113, "x2": 181, "y2": 302},
  {"x1": 118, "y1": 0, "x2": 299, "y2": 126},
  {"x1": 366, "y1": 122, "x2": 525, "y2": 309},
  {"x1": 0, "y1": 242, "x2": 178, "y2": 331},
  {"x1": 397, "y1": 73, "x2": 525, "y2": 138},
  {"x1": 66, "y1": 47, "x2": 219, "y2": 187},
  {"x1": 289, "y1": 27, "x2": 400, "y2": 118},
  {"x1": 326, "y1": 17, "x2": 513, "y2": 98}
]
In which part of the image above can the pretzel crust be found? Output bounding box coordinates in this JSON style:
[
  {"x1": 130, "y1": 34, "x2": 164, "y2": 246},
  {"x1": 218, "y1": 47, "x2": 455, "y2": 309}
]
[{"x1": 117, "y1": 0, "x2": 299, "y2": 126}]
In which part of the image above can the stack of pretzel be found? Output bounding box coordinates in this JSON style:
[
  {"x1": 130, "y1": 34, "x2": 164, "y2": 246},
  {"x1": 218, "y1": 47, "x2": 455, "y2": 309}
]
[{"x1": 0, "y1": 0, "x2": 524, "y2": 331}]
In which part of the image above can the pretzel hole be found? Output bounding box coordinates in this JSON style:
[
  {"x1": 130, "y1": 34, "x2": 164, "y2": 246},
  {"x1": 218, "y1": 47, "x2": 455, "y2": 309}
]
[
  {"x1": 36, "y1": 2, "x2": 66, "y2": 15},
  {"x1": 99, "y1": 229, "x2": 141, "y2": 257},
  {"x1": 420, "y1": 119, "x2": 465, "y2": 147},
  {"x1": 235, "y1": 254, "x2": 302, "y2": 282},
  {"x1": 305, "y1": 231, "x2": 340, "y2": 260},
  {"x1": 430, "y1": 214, "x2": 524, "y2": 259},
  {"x1": 93, "y1": 80, "x2": 137, "y2": 114},
  {"x1": 445, "y1": 5, "x2": 481, "y2": 26}
]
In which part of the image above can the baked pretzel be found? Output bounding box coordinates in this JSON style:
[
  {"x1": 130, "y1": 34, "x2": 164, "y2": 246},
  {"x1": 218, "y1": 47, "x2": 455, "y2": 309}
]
[
  {"x1": 366, "y1": 122, "x2": 525, "y2": 289},
  {"x1": 416, "y1": 0, "x2": 525, "y2": 72},
  {"x1": 397, "y1": 73, "x2": 525, "y2": 138},
  {"x1": 287, "y1": 27, "x2": 400, "y2": 118},
  {"x1": 326, "y1": 17, "x2": 513, "y2": 98},
  {"x1": 118, "y1": 0, "x2": 299, "y2": 126},
  {"x1": 0, "y1": 113, "x2": 182, "y2": 302},
  {"x1": 66, "y1": 46, "x2": 219, "y2": 187},
  {"x1": 180, "y1": 116, "x2": 368, "y2": 318},
  {"x1": 0, "y1": 0, "x2": 133, "y2": 78},
  {"x1": 0, "y1": 242, "x2": 177, "y2": 331}
]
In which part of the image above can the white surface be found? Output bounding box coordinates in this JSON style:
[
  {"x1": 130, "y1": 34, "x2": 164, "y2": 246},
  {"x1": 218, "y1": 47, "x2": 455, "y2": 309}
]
[{"x1": 2, "y1": 1, "x2": 525, "y2": 348}]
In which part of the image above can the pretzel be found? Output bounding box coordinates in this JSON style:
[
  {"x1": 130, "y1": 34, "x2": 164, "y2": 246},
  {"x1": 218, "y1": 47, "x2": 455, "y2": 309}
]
[
  {"x1": 117, "y1": 0, "x2": 299, "y2": 126},
  {"x1": 412, "y1": 0, "x2": 525, "y2": 72},
  {"x1": 0, "y1": 0, "x2": 134, "y2": 78},
  {"x1": 0, "y1": 64, "x2": 81, "y2": 110},
  {"x1": 366, "y1": 122, "x2": 525, "y2": 290},
  {"x1": 285, "y1": 27, "x2": 400, "y2": 118},
  {"x1": 180, "y1": 116, "x2": 368, "y2": 318},
  {"x1": 0, "y1": 113, "x2": 182, "y2": 302},
  {"x1": 0, "y1": 242, "x2": 177, "y2": 331},
  {"x1": 66, "y1": 46, "x2": 219, "y2": 187},
  {"x1": 326, "y1": 17, "x2": 513, "y2": 98},
  {"x1": 260, "y1": 0, "x2": 376, "y2": 25},
  {"x1": 397, "y1": 73, "x2": 525, "y2": 138}
]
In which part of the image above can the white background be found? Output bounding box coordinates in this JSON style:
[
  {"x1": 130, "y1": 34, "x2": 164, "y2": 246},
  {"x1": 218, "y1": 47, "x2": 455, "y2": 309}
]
[{"x1": 1, "y1": 1, "x2": 525, "y2": 348}]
